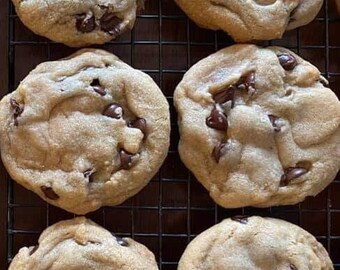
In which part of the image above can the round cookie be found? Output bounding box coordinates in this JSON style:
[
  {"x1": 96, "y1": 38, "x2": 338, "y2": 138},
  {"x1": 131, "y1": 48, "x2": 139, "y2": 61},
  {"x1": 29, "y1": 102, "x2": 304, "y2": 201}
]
[
  {"x1": 174, "y1": 44, "x2": 340, "y2": 208},
  {"x1": 174, "y1": 0, "x2": 323, "y2": 42},
  {"x1": 178, "y1": 216, "x2": 333, "y2": 270},
  {"x1": 12, "y1": 0, "x2": 144, "y2": 47},
  {"x1": 0, "y1": 49, "x2": 170, "y2": 214},
  {"x1": 9, "y1": 217, "x2": 159, "y2": 270}
]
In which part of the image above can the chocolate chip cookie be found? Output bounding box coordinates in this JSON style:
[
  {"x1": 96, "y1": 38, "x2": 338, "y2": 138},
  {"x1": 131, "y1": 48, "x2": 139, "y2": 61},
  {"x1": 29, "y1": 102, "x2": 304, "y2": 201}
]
[
  {"x1": 12, "y1": 0, "x2": 144, "y2": 47},
  {"x1": 178, "y1": 216, "x2": 333, "y2": 269},
  {"x1": 0, "y1": 49, "x2": 170, "y2": 214},
  {"x1": 174, "y1": 0, "x2": 323, "y2": 42},
  {"x1": 174, "y1": 44, "x2": 340, "y2": 208},
  {"x1": 9, "y1": 217, "x2": 159, "y2": 270}
]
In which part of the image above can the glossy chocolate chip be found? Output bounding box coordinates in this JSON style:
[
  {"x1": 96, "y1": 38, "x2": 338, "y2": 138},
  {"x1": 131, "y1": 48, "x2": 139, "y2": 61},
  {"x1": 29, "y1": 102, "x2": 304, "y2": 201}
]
[
  {"x1": 280, "y1": 167, "x2": 308, "y2": 187},
  {"x1": 103, "y1": 103, "x2": 123, "y2": 119},
  {"x1": 116, "y1": 236, "x2": 129, "y2": 247},
  {"x1": 231, "y1": 215, "x2": 249, "y2": 224},
  {"x1": 206, "y1": 107, "x2": 228, "y2": 131},
  {"x1": 120, "y1": 150, "x2": 134, "y2": 170},
  {"x1": 83, "y1": 169, "x2": 95, "y2": 183},
  {"x1": 100, "y1": 12, "x2": 123, "y2": 35},
  {"x1": 129, "y1": 118, "x2": 147, "y2": 136},
  {"x1": 76, "y1": 13, "x2": 95, "y2": 33},
  {"x1": 213, "y1": 142, "x2": 226, "y2": 163},
  {"x1": 91, "y1": 79, "x2": 106, "y2": 96},
  {"x1": 29, "y1": 245, "x2": 39, "y2": 256},
  {"x1": 278, "y1": 54, "x2": 297, "y2": 71},
  {"x1": 213, "y1": 86, "x2": 235, "y2": 105},
  {"x1": 40, "y1": 186, "x2": 59, "y2": 200},
  {"x1": 268, "y1": 115, "x2": 281, "y2": 132},
  {"x1": 290, "y1": 264, "x2": 298, "y2": 270},
  {"x1": 237, "y1": 72, "x2": 255, "y2": 92}
]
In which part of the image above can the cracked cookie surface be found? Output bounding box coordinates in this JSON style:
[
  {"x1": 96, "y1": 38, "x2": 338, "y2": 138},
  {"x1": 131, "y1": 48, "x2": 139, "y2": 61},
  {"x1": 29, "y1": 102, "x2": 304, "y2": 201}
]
[
  {"x1": 12, "y1": 0, "x2": 144, "y2": 47},
  {"x1": 0, "y1": 49, "x2": 170, "y2": 214},
  {"x1": 174, "y1": 44, "x2": 340, "y2": 208},
  {"x1": 9, "y1": 217, "x2": 159, "y2": 270},
  {"x1": 174, "y1": 0, "x2": 323, "y2": 42},
  {"x1": 178, "y1": 216, "x2": 333, "y2": 270}
]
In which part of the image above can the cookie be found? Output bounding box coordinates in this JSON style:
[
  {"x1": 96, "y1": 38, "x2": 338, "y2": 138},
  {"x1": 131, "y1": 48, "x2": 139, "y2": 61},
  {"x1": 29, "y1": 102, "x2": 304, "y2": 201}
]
[
  {"x1": 174, "y1": 44, "x2": 340, "y2": 208},
  {"x1": 9, "y1": 217, "x2": 159, "y2": 270},
  {"x1": 178, "y1": 216, "x2": 333, "y2": 270},
  {"x1": 12, "y1": 0, "x2": 144, "y2": 47},
  {"x1": 0, "y1": 49, "x2": 170, "y2": 214},
  {"x1": 174, "y1": 0, "x2": 323, "y2": 42}
]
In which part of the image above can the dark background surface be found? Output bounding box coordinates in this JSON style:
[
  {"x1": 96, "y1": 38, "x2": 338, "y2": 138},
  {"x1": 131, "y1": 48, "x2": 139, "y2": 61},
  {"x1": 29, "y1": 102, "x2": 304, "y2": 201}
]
[{"x1": 0, "y1": 0, "x2": 340, "y2": 269}]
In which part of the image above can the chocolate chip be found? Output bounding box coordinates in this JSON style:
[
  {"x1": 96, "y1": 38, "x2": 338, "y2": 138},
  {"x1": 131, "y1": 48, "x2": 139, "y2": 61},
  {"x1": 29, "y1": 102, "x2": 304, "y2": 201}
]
[
  {"x1": 103, "y1": 103, "x2": 123, "y2": 119},
  {"x1": 290, "y1": 264, "x2": 297, "y2": 270},
  {"x1": 10, "y1": 98, "x2": 24, "y2": 126},
  {"x1": 83, "y1": 169, "x2": 95, "y2": 183},
  {"x1": 237, "y1": 72, "x2": 255, "y2": 92},
  {"x1": 128, "y1": 118, "x2": 147, "y2": 136},
  {"x1": 40, "y1": 186, "x2": 59, "y2": 200},
  {"x1": 231, "y1": 215, "x2": 249, "y2": 224},
  {"x1": 206, "y1": 107, "x2": 228, "y2": 131},
  {"x1": 278, "y1": 54, "x2": 297, "y2": 71},
  {"x1": 76, "y1": 13, "x2": 95, "y2": 33},
  {"x1": 268, "y1": 115, "x2": 281, "y2": 132},
  {"x1": 120, "y1": 150, "x2": 135, "y2": 170},
  {"x1": 212, "y1": 142, "x2": 226, "y2": 163},
  {"x1": 280, "y1": 167, "x2": 308, "y2": 187},
  {"x1": 213, "y1": 86, "x2": 235, "y2": 106},
  {"x1": 116, "y1": 236, "x2": 129, "y2": 247},
  {"x1": 100, "y1": 12, "x2": 123, "y2": 35},
  {"x1": 91, "y1": 79, "x2": 106, "y2": 96},
  {"x1": 29, "y1": 244, "x2": 39, "y2": 256}
]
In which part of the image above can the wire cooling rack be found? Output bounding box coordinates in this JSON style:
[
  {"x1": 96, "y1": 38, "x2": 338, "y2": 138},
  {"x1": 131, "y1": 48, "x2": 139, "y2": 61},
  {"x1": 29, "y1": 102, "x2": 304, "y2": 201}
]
[{"x1": 0, "y1": 0, "x2": 340, "y2": 269}]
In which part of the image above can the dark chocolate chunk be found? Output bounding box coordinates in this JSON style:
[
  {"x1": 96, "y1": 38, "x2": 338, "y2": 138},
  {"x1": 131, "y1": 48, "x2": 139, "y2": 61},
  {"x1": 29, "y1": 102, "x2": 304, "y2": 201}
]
[
  {"x1": 206, "y1": 107, "x2": 228, "y2": 131},
  {"x1": 278, "y1": 54, "x2": 297, "y2": 71},
  {"x1": 280, "y1": 167, "x2": 308, "y2": 187},
  {"x1": 76, "y1": 13, "x2": 95, "y2": 33},
  {"x1": 116, "y1": 236, "x2": 129, "y2": 247},
  {"x1": 103, "y1": 103, "x2": 123, "y2": 119},
  {"x1": 10, "y1": 98, "x2": 24, "y2": 126},
  {"x1": 268, "y1": 115, "x2": 281, "y2": 132},
  {"x1": 237, "y1": 72, "x2": 255, "y2": 92},
  {"x1": 290, "y1": 264, "x2": 297, "y2": 270},
  {"x1": 231, "y1": 215, "x2": 249, "y2": 224},
  {"x1": 128, "y1": 118, "x2": 147, "y2": 136},
  {"x1": 213, "y1": 86, "x2": 235, "y2": 105},
  {"x1": 91, "y1": 79, "x2": 106, "y2": 96},
  {"x1": 120, "y1": 150, "x2": 134, "y2": 170},
  {"x1": 100, "y1": 12, "x2": 123, "y2": 35},
  {"x1": 40, "y1": 186, "x2": 59, "y2": 200},
  {"x1": 212, "y1": 142, "x2": 226, "y2": 163},
  {"x1": 29, "y1": 244, "x2": 39, "y2": 256}
]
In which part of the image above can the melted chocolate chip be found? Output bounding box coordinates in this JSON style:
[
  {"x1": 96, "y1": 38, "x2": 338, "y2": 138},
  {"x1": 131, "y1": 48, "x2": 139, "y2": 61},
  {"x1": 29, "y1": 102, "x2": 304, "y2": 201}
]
[
  {"x1": 76, "y1": 13, "x2": 95, "y2": 33},
  {"x1": 213, "y1": 142, "x2": 226, "y2": 163},
  {"x1": 268, "y1": 115, "x2": 281, "y2": 132},
  {"x1": 120, "y1": 150, "x2": 134, "y2": 170},
  {"x1": 278, "y1": 54, "x2": 297, "y2": 71},
  {"x1": 231, "y1": 215, "x2": 249, "y2": 224},
  {"x1": 83, "y1": 169, "x2": 95, "y2": 183},
  {"x1": 280, "y1": 167, "x2": 308, "y2": 187},
  {"x1": 40, "y1": 186, "x2": 59, "y2": 200},
  {"x1": 290, "y1": 264, "x2": 297, "y2": 270},
  {"x1": 91, "y1": 79, "x2": 106, "y2": 96},
  {"x1": 29, "y1": 244, "x2": 39, "y2": 256},
  {"x1": 100, "y1": 12, "x2": 123, "y2": 35},
  {"x1": 237, "y1": 72, "x2": 255, "y2": 92},
  {"x1": 206, "y1": 107, "x2": 228, "y2": 131},
  {"x1": 129, "y1": 118, "x2": 147, "y2": 136},
  {"x1": 103, "y1": 103, "x2": 123, "y2": 119},
  {"x1": 10, "y1": 98, "x2": 24, "y2": 126},
  {"x1": 213, "y1": 86, "x2": 235, "y2": 105},
  {"x1": 116, "y1": 236, "x2": 129, "y2": 247}
]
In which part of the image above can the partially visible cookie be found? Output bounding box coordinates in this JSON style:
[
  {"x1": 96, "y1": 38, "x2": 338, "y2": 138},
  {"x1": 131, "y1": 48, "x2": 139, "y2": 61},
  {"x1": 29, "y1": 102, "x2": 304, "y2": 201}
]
[
  {"x1": 174, "y1": 44, "x2": 340, "y2": 208},
  {"x1": 0, "y1": 49, "x2": 170, "y2": 214},
  {"x1": 174, "y1": 0, "x2": 323, "y2": 42},
  {"x1": 12, "y1": 0, "x2": 144, "y2": 47},
  {"x1": 178, "y1": 216, "x2": 333, "y2": 270},
  {"x1": 9, "y1": 217, "x2": 159, "y2": 270}
]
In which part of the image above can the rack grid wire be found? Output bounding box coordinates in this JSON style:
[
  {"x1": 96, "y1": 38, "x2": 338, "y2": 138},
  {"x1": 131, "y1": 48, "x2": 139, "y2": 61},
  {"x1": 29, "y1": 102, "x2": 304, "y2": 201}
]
[{"x1": 0, "y1": 0, "x2": 340, "y2": 269}]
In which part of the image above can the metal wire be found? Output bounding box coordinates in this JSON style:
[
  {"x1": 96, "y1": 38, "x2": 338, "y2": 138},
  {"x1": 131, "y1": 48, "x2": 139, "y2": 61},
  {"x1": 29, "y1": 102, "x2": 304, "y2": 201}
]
[{"x1": 5, "y1": 0, "x2": 340, "y2": 269}]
